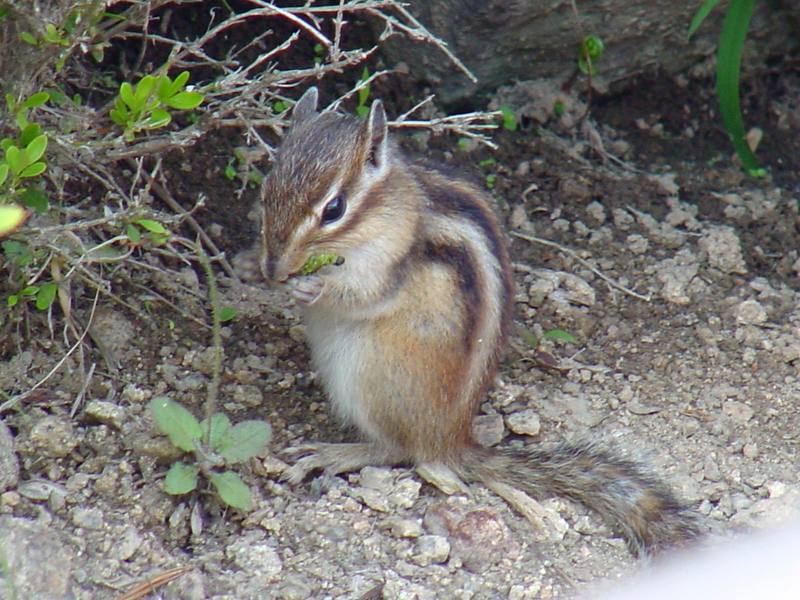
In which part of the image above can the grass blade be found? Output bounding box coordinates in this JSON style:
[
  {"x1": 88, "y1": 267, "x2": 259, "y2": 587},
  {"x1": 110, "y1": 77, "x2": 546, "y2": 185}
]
[{"x1": 716, "y1": 0, "x2": 761, "y2": 174}]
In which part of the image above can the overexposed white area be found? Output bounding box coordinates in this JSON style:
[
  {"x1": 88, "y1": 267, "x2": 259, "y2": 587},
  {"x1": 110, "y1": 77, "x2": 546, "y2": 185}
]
[{"x1": 589, "y1": 521, "x2": 800, "y2": 599}]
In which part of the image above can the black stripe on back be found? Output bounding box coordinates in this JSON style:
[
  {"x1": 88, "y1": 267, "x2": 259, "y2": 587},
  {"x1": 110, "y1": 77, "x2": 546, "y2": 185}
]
[{"x1": 423, "y1": 241, "x2": 481, "y2": 353}]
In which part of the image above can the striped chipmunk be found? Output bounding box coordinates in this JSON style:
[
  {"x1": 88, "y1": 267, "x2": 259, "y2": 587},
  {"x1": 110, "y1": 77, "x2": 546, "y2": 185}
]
[{"x1": 259, "y1": 87, "x2": 699, "y2": 557}]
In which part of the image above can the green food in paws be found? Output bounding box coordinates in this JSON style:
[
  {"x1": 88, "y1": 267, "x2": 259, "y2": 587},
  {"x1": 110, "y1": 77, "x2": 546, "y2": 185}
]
[{"x1": 299, "y1": 253, "x2": 344, "y2": 276}]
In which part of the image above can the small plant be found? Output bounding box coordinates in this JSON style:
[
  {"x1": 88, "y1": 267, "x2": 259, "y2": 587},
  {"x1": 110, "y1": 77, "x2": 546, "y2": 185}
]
[
  {"x1": 1, "y1": 92, "x2": 51, "y2": 218},
  {"x1": 688, "y1": 0, "x2": 766, "y2": 177},
  {"x1": 520, "y1": 327, "x2": 577, "y2": 349},
  {"x1": 355, "y1": 67, "x2": 371, "y2": 119},
  {"x1": 500, "y1": 106, "x2": 518, "y2": 132},
  {"x1": 479, "y1": 157, "x2": 498, "y2": 189},
  {"x1": 125, "y1": 218, "x2": 171, "y2": 246},
  {"x1": 110, "y1": 71, "x2": 204, "y2": 141},
  {"x1": 150, "y1": 397, "x2": 271, "y2": 510},
  {"x1": 578, "y1": 35, "x2": 604, "y2": 76}
]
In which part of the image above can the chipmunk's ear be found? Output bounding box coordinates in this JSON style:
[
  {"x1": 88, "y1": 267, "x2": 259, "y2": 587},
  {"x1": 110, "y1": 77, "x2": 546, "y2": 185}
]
[
  {"x1": 365, "y1": 99, "x2": 388, "y2": 168},
  {"x1": 293, "y1": 87, "x2": 319, "y2": 124}
]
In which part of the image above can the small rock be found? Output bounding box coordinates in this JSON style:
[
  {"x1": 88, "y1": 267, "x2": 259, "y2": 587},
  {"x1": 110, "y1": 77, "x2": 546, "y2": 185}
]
[
  {"x1": 450, "y1": 508, "x2": 514, "y2": 573},
  {"x1": 226, "y1": 534, "x2": 283, "y2": 577},
  {"x1": 231, "y1": 384, "x2": 264, "y2": 408},
  {"x1": 734, "y1": 299, "x2": 768, "y2": 326},
  {"x1": 0, "y1": 420, "x2": 19, "y2": 492},
  {"x1": 505, "y1": 410, "x2": 541, "y2": 436},
  {"x1": 384, "y1": 517, "x2": 423, "y2": 538},
  {"x1": 626, "y1": 234, "x2": 649, "y2": 255},
  {"x1": 84, "y1": 400, "x2": 125, "y2": 429},
  {"x1": 72, "y1": 507, "x2": 104, "y2": 530},
  {"x1": 389, "y1": 478, "x2": 422, "y2": 508},
  {"x1": 29, "y1": 416, "x2": 77, "y2": 458},
  {"x1": 412, "y1": 535, "x2": 450, "y2": 566},
  {"x1": 656, "y1": 258, "x2": 699, "y2": 305},
  {"x1": 356, "y1": 488, "x2": 391, "y2": 512},
  {"x1": 115, "y1": 527, "x2": 144, "y2": 560},
  {"x1": 472, "y1": 414, "x2": 505, "y2": 447},
  {"x1": 359, "y1": 466, "x2": 393, "y2": 491},
  {"x1": 585, "y1": 201, "x2": 606, "y2": 224},
  {"x1": 723, "y1": 400, "x2": 755, "y2": 424},
  {"x1": 699, "y1": 225, "x2": 747, "y2": 274},
  {"x1": 767, "y1": 481, "x2": 787, "y2": 499},
  {"x1": 742, "y1": 442, "x2": 759, "y2": 459},
  {"x1": 0, "y1": 517, "x2": 72, "y2": 597}
]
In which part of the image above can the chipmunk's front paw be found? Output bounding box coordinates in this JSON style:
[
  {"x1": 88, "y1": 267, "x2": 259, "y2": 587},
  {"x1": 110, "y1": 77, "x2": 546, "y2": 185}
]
[{"x1": 289, "y1": 275, "x2": 324, "y2": 304}]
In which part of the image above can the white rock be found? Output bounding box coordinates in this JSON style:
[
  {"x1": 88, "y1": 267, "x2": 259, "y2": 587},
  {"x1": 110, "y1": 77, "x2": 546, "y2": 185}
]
[
  {"x1": 505, "y1": 410, "x2": 541, "y2": 436},
  {"x1": 413, "y1": 535, "x2": 450, "y2": 566},
  {"x1": 735, "y1": 299, "x2": 767, "y2": 325}
]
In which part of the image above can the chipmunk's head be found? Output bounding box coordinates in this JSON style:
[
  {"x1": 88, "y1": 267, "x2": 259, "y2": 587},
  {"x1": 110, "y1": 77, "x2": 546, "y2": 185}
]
[{"x1": 259, "y1": 86, "x2": 393, "y2": 284}]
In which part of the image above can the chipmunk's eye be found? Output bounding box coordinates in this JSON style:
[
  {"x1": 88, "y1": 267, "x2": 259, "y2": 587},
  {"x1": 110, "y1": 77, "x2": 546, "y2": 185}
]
[{"x1": 321, "y1": 194, "x2": 346, "y2": 224}]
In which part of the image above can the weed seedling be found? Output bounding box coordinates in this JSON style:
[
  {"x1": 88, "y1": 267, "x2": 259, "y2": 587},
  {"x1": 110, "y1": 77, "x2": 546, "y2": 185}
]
[{"x1": 110, "y1": 71, "x2": 204, "y2": 141}]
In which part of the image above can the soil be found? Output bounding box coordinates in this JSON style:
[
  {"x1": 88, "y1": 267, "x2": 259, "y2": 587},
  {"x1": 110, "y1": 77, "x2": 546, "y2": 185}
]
[{"x1": 1, "y1": 22, "x2": 800, "y2": 600}]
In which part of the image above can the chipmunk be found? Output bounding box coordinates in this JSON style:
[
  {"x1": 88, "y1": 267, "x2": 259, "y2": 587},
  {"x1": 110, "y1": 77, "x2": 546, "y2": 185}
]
[{"x1": 259, "y1": 87, "x2": 699, "y2": 556}]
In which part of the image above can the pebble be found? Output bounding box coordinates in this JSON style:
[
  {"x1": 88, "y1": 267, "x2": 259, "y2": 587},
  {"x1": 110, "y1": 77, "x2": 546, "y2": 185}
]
[
  {"x1": 29, "y1": 415, "x2": 78, "y2": 458},
  {"x1": 84, "y1": 400, "x2": 125, "y2": 430},
  {"x1": 0, "y1": 517, "x2": 73, "y2": 597},
  {"x1": 114, "y1": 527, "x2": 144, "y2": 561},
  {"x1": 72, "y1": 507, "x2": 104, "y2": 530},
  {"x1": 699, "y1": 225, "x2": 747, "y2": 274},
  {"x1": 505, "y1": 410, "x2": 541, "y2": 436},
  {"x1": 0, "y1": 420, "x2": 19, "y2": 492},
  {"x1": 473, "y1": 414, "x2": 505, "y2": 447},
  {"x1": 412, "y1": 535, "x2": 450, "y2": 566},
  {"x1": 735, "y1": 300, "x2": 768, "y2": 326},
  {"x1": 384, "y1": 517, "x2": 423, "y2": 538},
  {"x1": 723, "y1": 400, "x2": 755, "y2": 424},
  {"x1": 226, "y1": 534, "x2": 283, "y2": 577},
  {"x1": 359, "y1": 466, "x2": 393, "y2": 491}
]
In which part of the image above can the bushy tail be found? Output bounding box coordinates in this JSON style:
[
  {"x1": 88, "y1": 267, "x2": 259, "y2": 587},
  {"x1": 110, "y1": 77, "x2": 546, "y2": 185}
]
[{"x1": 454, "y1": 441, "x2": 700, "y2": 557}]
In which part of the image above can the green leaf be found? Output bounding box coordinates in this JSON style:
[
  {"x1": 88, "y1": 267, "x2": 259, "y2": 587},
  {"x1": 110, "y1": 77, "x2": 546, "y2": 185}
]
[
  {"x1": 20, "y1": 187, "x2": 49, "y2": 213},
  {"x1": 200, "y1": 413, "x2": 231, "y2": 450},
  {"x1": 500, "y1": 106, "x2": 517, "y2": 132},
  {"x1": 164, "y1": 91, "x2": 204, "y2": 110},
  {"x1": 119, "y1": 82, "x2": 135, "y2": 110},
  {"x1": 218, "y1": 307, "x2": 236, "y2": 322},
  {"x1": 20, "y1": 286, "x2": 38, "y2": 296},
  {"x1": 149, "y1": 396, "x2": 202, "y2": 452},
  {"x1": 173, "y1": 71, "x2": 190, "y2": 90},
  {"x1": 20, "y1": 123, "x2": 42, "y2": 147},
  {"x1": 0, "y1": 205, "x2": 26, "y2": 237},
  {"x1": 110, "y1": 103, "x2": 129, "y2": 127},
  {"x1": 716, "y1": 0, "x2": 760, "y2": 172},
  {"x1": 164, "y1": 462, "x2": 199, "y2": 495},
  {"x1": 20, "y1": 162, "x2": 46, "y2": 179},
  {"x1": 35, "y1": 282, "x2": 57, "y2": 310},
  {"x1": 355, "y1": 105, "x2": 369, "y2": 120},
  {"x1": 209, "y1": 471, "x2": 252, "y2": 510},
  {"x1": 24, "y1": 135, "x2": 47, "y2": 164},
  {"x1": 125, "y1": 223, "x2": 141, "y2": 243},
  {"x1": 144, "y1": 108, "x2": 171, "y2": 129},
  {"x1": 0, "y1": 163, "x2": 8, "y2": 187},
  {"x1": 134, "y1": 218, "x2": 167, "y2": 234},
  {"x1": 21, "y1": 92, "x2": 50, "y2": 110},
  {"x1": 688, "y1": 0, "x2": 723, "y2": 38},
  {"x1": 358, "y1": 66, "x2": 371, "y2": 106},
  {"x1": 542, "y1": 328, "x2": 577, "y2": 344},
  {"x1": 217, "y1": 420, "x2": 272, "y2": 464},
  {"x1": 19, "y1": 31, "x2": 37, "y2": 46},
  {"x1": 134, "y1": 75, "x2": 156, "y2": 107},
  {"x1": 5, "y1": 145, "x2": 21, "y2": 176}
]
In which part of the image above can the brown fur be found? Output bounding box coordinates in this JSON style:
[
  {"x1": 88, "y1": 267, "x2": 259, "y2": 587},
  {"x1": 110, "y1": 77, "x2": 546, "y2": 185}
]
[{"x1": 260, "y1": 88, "x2": 700, "y2": 558}]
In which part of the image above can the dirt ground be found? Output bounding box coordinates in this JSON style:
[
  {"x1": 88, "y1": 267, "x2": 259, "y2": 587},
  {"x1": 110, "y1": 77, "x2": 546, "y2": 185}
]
[{"x1": 1, "y1": 42, "x2": 800, "y2": 600}]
